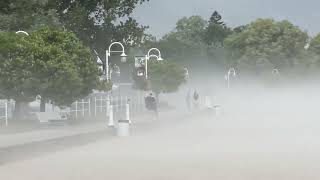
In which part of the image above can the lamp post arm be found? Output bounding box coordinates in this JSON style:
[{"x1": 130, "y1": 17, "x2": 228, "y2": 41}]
[
  {"x1": 109, "y1": 42, "x2": 125, "y2": 53},
  {"x1": 147, "y1": 48, "x2": 161, "y2": 58},
  {"x1": 16, "y1": 30, "x2": 29, "y2": 36}
]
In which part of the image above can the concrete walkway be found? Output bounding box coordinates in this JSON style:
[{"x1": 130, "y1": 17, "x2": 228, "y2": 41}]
[
  {"x1": 0, "y1": 110, "x2": 185, "y2": 149},
  {"x1": 1, "y1": 91, "x2": 320, "y2": 179},
  {"x1": 0, "y1": 109, "x2": 319, "y2": 179}
]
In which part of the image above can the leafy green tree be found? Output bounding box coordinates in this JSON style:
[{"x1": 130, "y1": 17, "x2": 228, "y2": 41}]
[
  {"x1": 132, "y1": 61, "x2": 186, "y2": 100},
  {"x1": 201, "y1": 11, "x2": 232, "y2": 66},
  {"x1": 305, "y1": 33, "x2": 320, "y2": 71},
  {"x1": 0, "y1": 0, "x2": 60, "y2": 31},
  {"x1": 224, "y1": 19, "x2": 308, "y2": 72},
  {"x1": 1, "y1": 0, "x2": 150, "y2": 61},
  {"x1": 175, "y1": 16, "x2": 207, "y2": 46},
  {"x1": 309, "y1": 33, "x2": 320, "y2": 59},
  {"x1": 0, "y1": 32, "x2": 36, "y2": 117},
  {"x1": 96, "y1": 79, "x2": 113, "y2": 92},
  {"x1": 0, "y1": 27, "x2": 100, "y2": 115},
  {"x1": 233, "y1": 25, "x2": 247, "y2": 33},
  {"x1": 203, "y1": 11, "x2": 232, "y2": 47},
  {"x1": 150, "y1": 16, "x2": 207, "y2": 60},
  {"x1": 47, "y1": 0, "x2": 149, "y2": 60},
  {"x1": 148, "y1": 61, "x2": 186, "y2": 96}
]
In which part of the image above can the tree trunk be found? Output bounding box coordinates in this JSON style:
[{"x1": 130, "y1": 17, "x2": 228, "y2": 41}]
[{"x1": 40, "y1": 97, "x2": 46, "y2": 112}]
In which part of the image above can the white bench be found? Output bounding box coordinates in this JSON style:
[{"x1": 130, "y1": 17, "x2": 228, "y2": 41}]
[{"x1": 35, "y1": 112, "x2": 67, "y2": 125}]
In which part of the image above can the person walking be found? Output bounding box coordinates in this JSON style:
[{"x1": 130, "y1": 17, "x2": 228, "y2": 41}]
[
  {"x1": 186, "y1": 90, "x2": 191, "y2": 112},
  {"x1": 145, "y1": 93, "x2": 158, "y2": 118},
  {"x1": 193, "y1": 90, "x2": 199, "y2": 109}
]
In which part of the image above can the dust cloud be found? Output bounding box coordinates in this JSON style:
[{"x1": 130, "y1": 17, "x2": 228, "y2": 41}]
[{"x1": 1, "y1": 67, "x2": 320, "y2": 180}]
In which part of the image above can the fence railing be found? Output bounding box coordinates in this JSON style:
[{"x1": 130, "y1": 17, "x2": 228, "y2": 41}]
[
  {"x1": 0, "y1": 100, "x2": 8, "y2": 126},
  {"x1": 0, "y1": 93, "x2": 147, "y2": 125},
  {"x1": 67, "y1": 94, "x2": 145, "y2": 120}
]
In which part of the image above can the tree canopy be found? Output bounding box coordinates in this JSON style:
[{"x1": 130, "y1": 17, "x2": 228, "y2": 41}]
[
  {"x1": 309, "y1": 33, "x2": 320, "y2": 56},
  {"x1": 149, "y1": 16, "x2": 207, "y2": 59},
  {"x1": 145, "y1": 12, "x2": 232, "y2": 66},
  {"x1": 0, "y1": 0, "x2": 150, "y2": 57},
  {"x1": 224, "y1": 19, "x2": 308, "y2": 71},
  {"x1": 132, "y1": 60, "x2": 186, "y2": 95},
  {"x1": 203, "y1": 11, "x2": 232, "y2": 47},
  {"x1": 0, "y1": 27, "x2": 100, "y2": 107}
]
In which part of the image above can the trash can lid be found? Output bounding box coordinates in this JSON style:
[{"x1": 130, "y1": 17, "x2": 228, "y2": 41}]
[{"x1": 118, "y1": 120, "x2": 130, "y2": 123}]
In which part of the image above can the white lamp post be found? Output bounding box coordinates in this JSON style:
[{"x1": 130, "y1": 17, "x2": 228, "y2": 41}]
[
  {"x1": 106, "y1": 42, "x2": 127, "y2": 81},
  {"x1": 226, "y1": 68, "x2": 236, "y2": 89},
  {"x1": 145, "y1": 48, "x2": 163, "y2": 79}
]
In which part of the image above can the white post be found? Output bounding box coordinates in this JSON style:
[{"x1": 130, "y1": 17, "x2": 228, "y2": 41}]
[
  {"x1": 88, "y1": 98, "x2": 91, "y2": 117},
  {"x1": 108, "y1": 105, "x2": 114, "y2": 127},
  {"x1": 115, "y1": 96, "x2": 118, "y2": 112},
  {"x1": 100, "y1": 96, "x2": 103, "y2": 112},
  {"x1": 145, "y1": 55, "x2": 148, "y2": 79},
  {"x1": 106, "y1": 50, "x2": 109, "y2": 81},
  {"x1": 106, "y1": 96, "x2": 110, "y2": 116},
  {"x1": 106, "y1": 99, "x2": 109, "y2": 118},
  {"x1": 133, "y1": 96, "x2": 136, "y2": 113},
  {"x1": 94, "y1": 97, "x2": 97, "y2": 117},
  {"x1": 75, "y1": 101, "x2": 78, "y2": 119},
  {"x1": 139, "y1": 92, "x2": 142, "y2": 112},
  {"x1": 126, "y1": 103, "x2": 130, "y2": 124},
  {"x1": 82, "y1": 99, "x2": 85, "y2": 117},
  {"x1": 5, "y1": 101, "x2": 8, "y2": 127},
  {"x1": 120, "y1": 96, "x2": 123, "y2": 112},
  {"x1": 227, "y1": 68, "x2": 236, "y2": 89}
]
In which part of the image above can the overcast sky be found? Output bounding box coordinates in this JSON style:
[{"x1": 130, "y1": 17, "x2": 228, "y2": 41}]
[{"x1": 132, "y1": 0, "x2": 319, "y2": 39}]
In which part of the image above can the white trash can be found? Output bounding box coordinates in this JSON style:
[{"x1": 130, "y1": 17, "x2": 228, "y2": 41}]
[
  {"x1": 214, "y1": 105, "x2": 221, "y2": 116},
  {"x1": 117, "y1": 120, "x2": 130, "y2": 137},
  {"x1": 205, "y1": 96, "x2": 213, "y2": 109}
]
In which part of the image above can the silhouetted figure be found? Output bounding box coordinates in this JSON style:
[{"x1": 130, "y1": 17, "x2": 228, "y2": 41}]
[
  {"x1": 145, "y1": 93, "x2": 158, "y2": 117},
  {"x1": 186, "y1": 90, "x2": 191, "y2": 111},
  {"x1": 193, "y1": 90, "x2": 199, "y2": 109}
]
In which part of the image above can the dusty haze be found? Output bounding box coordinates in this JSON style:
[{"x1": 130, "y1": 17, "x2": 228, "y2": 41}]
[{"x1": 1, "y1": 69, "x2": 320, "y2": 179}]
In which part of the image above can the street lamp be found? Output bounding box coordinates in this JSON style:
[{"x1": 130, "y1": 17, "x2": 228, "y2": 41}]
[
  {"x1": 16, "y1": 30, "x2": 29, "y2": 36},
  {"x1": 145, "y1": 48, "x2": 163, "y2": 79},
  {"x1": 226, "y1": 68, "x2": 236, "y2": 89},
  {"x1": 106, "y1": 42, "x2": 127, "y2": 81}
]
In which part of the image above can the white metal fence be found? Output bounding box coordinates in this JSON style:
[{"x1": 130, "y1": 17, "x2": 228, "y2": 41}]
[
  {"x1": 0, "y1": 100, "x2": 8, "y2": 126},
  {"x1": 70, "y1": 99, "x2": 91, "y2": 119},
  {"x1": 0, "y1": 92, "x2": 147, "y2": 124},
  {"x1": 67, "y1": 93, "x2": 146, "y2": 120}
]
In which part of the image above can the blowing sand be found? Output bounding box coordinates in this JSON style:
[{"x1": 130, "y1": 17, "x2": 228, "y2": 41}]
[{"x1": 0, "y1": 85, "x2": 319, "y2": 180}]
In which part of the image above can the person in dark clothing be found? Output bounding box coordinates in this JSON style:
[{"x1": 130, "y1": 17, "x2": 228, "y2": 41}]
[
  {"x1": 193, "y1": 91, "x2": 199, "y2": 100},
  {"x1": 145, "y1": 93, "x2": 158, "y2": 117},
  {"x1": 193, "y1": 90, "x2": 199, "y2": 109}
]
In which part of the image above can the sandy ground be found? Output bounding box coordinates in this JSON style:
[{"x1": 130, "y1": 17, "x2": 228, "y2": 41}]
[{"x1": 0, "y1": 86, "x2": 320, "y2": 180}]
